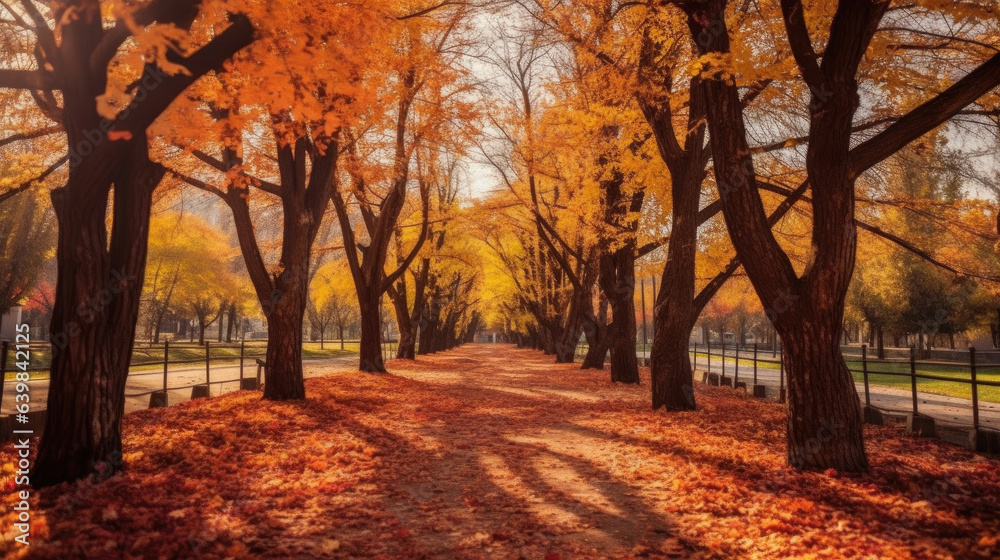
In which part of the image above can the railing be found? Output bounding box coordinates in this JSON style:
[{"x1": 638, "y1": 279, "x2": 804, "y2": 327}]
[
  {"x1": 688, "y1": 341, "x2": 1000, "y2": 431},
  {"x1": 0, "y1": 338, "x2": 363, "y2": 412}
]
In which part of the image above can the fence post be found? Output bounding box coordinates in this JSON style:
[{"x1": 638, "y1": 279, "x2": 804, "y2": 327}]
[
  {"x1": 721, "y1": 338, "x2": 726, "y2": 379},
  {"x1": 862, "y1": 344, "x2": 870, "y2": 408},
  {"x1": 970, "y1": 346, "x2": 979, "y2": 431},
  {"x1": 640, "y1": 278, "x2": 648, "y2": 350},
  {"x1": 163, "y1": 340, "x2": 170, "y2": 392},
  {"x1": 240, "y1": 339, "x2": 245, "y2": 381},
  {"x1": 0, "y1": 340, "x2": 8, "y2": 411},
  {"x1": 206, "y1": 341, "x2": 211, "y2": 387},
  {"x1": 909, "y1": 345, "x2": 918, "y2": 415},
  {"x1": 779, "y1": 354, "x2": 785, "y2": 403},
  {"x1": 650, "y1": 276, "x2": 657, "y2": 340},
  {"x1": 753, "y1": 343, "x2": 758, "y2": 386},
  {"x1": 733, "y1": 340, "x2": 739, "y2": 387}
]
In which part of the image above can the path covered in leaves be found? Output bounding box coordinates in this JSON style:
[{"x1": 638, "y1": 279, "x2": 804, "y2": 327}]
[{"x1": 2, "y1": 344, "x2": 999, "y2": 559}]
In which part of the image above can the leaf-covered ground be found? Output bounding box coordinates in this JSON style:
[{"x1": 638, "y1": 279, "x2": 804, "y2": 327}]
[{"x1": 2, "y1": 344, "x2": 999, "y2": 559}]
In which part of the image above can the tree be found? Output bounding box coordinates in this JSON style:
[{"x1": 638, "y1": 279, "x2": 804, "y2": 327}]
[
  {"x1": 682, "y1": 0, "x2": 1000, "y2": 471},
  {"x1": 332, "y1": 5, "x2": 474, "y2": 372},
  {"x1": 166, "y1": 0, "x2": 387, "y2": 397},
  {"x1": 310, "y1": 258, "x2": 361, "y2": 350},
  {"x1": 0, "y1": 190, "x2": 55, "y2": 322},
  {"x1": 0, "y1": 0, "x2": 254, "y2": 487},
  {"x1": 386, "y1": 151, "x2": 460, "y2": 360}
]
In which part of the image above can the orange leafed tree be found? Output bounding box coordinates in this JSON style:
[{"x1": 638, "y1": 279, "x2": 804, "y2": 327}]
[{"x1": 0, "y1": 0, "x2": 254, "y2": 487}]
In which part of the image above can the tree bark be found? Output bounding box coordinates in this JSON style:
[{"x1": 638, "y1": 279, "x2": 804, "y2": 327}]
[
  {"x1": 580, "y1": 311, "x2": 609, "y2": 370},
  {"x1": 33, "y1": 142, "x2": 164, "y2": 487},
  {"x1": 226, "y1": 302, "x2": 236, "y2": 343},
  {"x1": 599, "y1": 250, "x2": 639, "y2": 383},
  {"x1": 263, "y1": 276, "x2": 306, "y2": 400},
  {"x1": 641, "y1": 73, "x2": 708, "y2": 408},
  {"x1": 358, "y1": 286, "x2": 386, "y2": 372},
  {"x1": 782, "y1": 317, "x2": 867, "y2": 471}
]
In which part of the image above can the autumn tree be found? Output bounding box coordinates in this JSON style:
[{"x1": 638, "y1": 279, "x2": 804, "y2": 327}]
[
  {"x1": 682, "y1": 0, "x2": 1000, "y2": 471},
  {"x1": 165, "y1": 0, "x2": 399, "y2": 397},
  {"x1": 0, "y1": 189, "x2": 55, "y2": 322},
  {"x1": 0, "y1": 0, "x2": 255, "y2": 486},
  {"x1": 332, "y1": 4, "x2": 475, "y2": 372},
  {"x1": 385, "y1": 150, "x2": 462, "y2": 360},
  {"x1": 310, "y1": 258, "x2": 361, "y2": 349}
]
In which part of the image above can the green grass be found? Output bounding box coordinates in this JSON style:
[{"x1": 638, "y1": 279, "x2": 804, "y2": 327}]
[
  {"x1": 844, "y1": 357, "x2": 1000, "y2": 404},
  {"x1": 3, "y1": 340, "x2": 360, "y2": 381}
]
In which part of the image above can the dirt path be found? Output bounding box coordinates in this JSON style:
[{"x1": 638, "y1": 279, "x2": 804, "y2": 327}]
[{"x1": 2, "y1": 344, "x2": 998, "y2": 559}]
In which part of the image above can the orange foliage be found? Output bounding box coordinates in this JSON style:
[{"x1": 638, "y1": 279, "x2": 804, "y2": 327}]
[{"x1": 2, "y1": 346, "x2": 999, "y2": 559}]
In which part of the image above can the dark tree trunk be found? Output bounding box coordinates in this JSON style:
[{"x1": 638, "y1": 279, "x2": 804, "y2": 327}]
[
  {"x1": 7, "y1": 3, "x2": 251, "y2": 488},
  {"x1": 580, "y1": 308, "x2": 609, "y2": 370},
  {"x1": 358, "y1": 287, "x2": 385, "y2": 372},
  {"x1": 222, "y1": 131, "x2": 339, "y2": 399},
  {"x1": 33, "y1": 143, "x2": 164, "y2": 487},
  {"x1": 226, "y1": 302, "x2": 236, "y2": 343},
  {"x1": 643, "y1": 79, "x2": 707, "y2": 409},
  {"x1": 599, "y1": 250, "x2": 639, "y2": 383},
  {"x1": 391, "y1": 292, "x2": 416, "y2": 359},
  {"x1": 218, "y1": 303, "x2": 225, "y2": 342},
  {"x1": 781, "y1": 318, "x2": 867, "y2": 472},
  {"x1": 263, "y1": 278, "x2": 306, "y2": 400},
  {"x1": 418, "y1": 296, "x2": 441, "y2": 355},
  {"x1": 339, "y1": 325, "x2": 345, "y2": 350}
]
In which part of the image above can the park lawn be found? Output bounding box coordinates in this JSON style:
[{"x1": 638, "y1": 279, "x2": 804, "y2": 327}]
[
  {"x1": 843, "y1": 358, "x2": 1000, "y2": 404},
  {"x1": 1, "y1": 345, "x2": 998, "y2": 560}
]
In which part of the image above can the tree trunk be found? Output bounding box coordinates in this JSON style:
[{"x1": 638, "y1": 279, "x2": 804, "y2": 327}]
[
  {"x1": 33, "y1": 144, "x2": 163, "y2": 487},
  {"x1": 993, "y1": 308, "x2": 1000, "y2": 348},
  {"x1": 418, "y1": 298, "x2": 441, "y2": 355},
  {"x1": 781, "y1": 318, "x2": 867, "y2": 472},
  {"x1": 358, "y1": 288, "x2": 385, "y2": 372},
  {"x1": 262, "y1": 281, "x2": 306, "y2": 400},
  {"x1": 649, "y1": 165, "x2": 701, "y2": 409},
  {"x1": 226, "y1": 302, "x2": 236, "y2": 343},
  {"x1": 580, "y1": 316, "x2": 609, "y2": 370},
  {"x1": 339, "y1": 325, "x2": 345, "y2": 350},
  {"x1": 390, "y1": 288, "x2": 417, "y2": 360},
  {"x1": 599, "y1": 249, "x2": 640, "y2": 383}
]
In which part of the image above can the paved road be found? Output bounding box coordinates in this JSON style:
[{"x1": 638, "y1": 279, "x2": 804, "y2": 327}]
[
  {"x1": 636, "y1": 352, "x2": 1000, "y2": 432},
  {"x1": 1, "y1": 357, "x2": 358, "y2": 415}
]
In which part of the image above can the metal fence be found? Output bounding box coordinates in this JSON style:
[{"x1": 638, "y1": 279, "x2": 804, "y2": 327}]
[
  {"x1": 688, "y1": 341, "x2": 1000, "y2": 432},
  {"x1": 0, "y1": 338, "x2": 385, "y2": 413}
]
